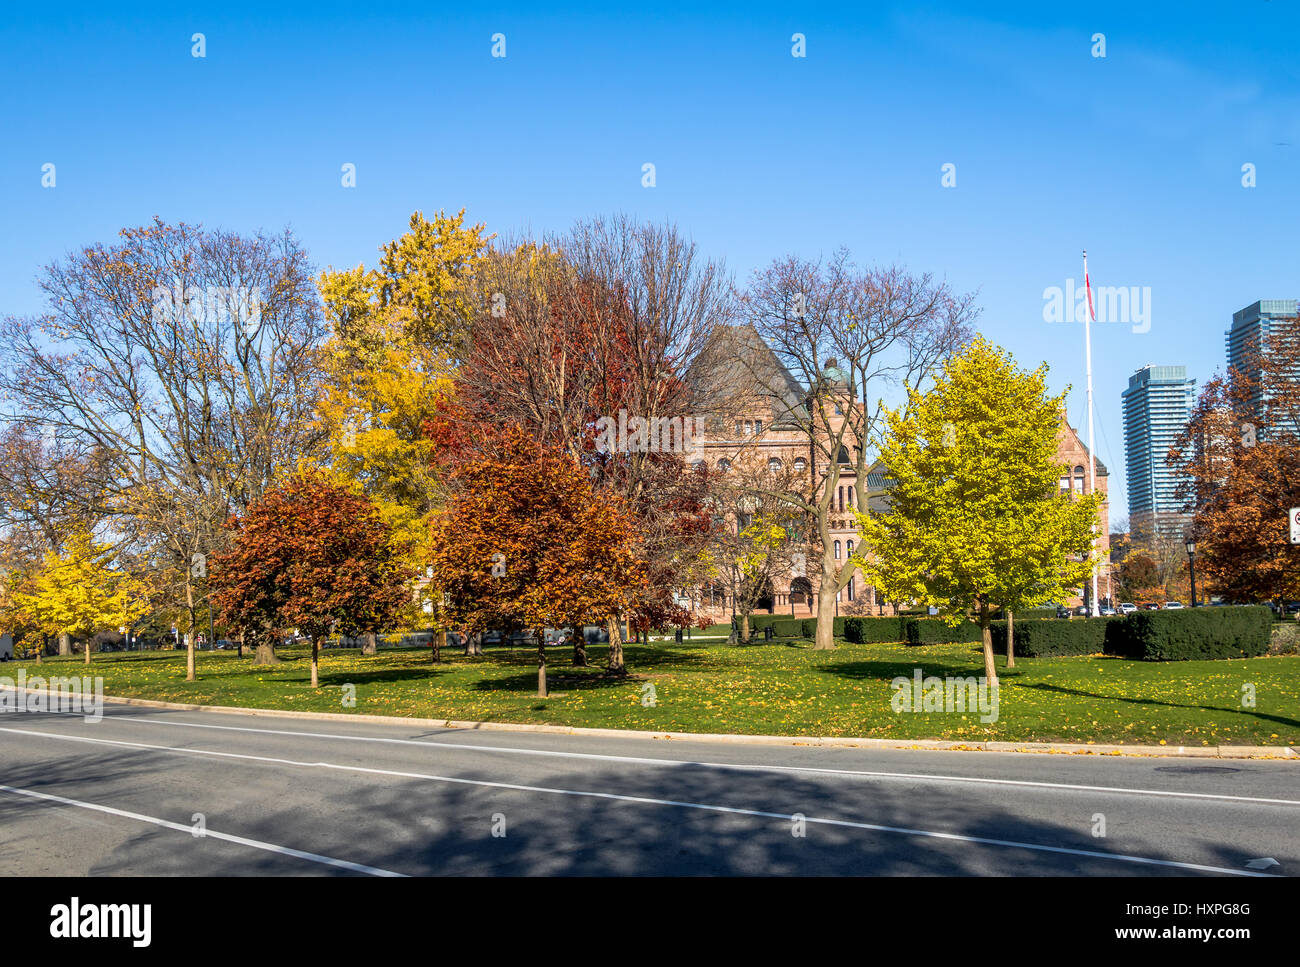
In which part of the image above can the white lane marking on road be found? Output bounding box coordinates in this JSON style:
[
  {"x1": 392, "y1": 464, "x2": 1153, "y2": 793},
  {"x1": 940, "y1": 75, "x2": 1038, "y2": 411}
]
[
  {"x1": 0, "y1": 724, "x2": 1276, "y2": 877},
  {"x1": 0, "y1": 781, "x2": 404, "y2": 877},
  {"x1": 38, "y1": 709, "x2": 1300, "y2": 809}
]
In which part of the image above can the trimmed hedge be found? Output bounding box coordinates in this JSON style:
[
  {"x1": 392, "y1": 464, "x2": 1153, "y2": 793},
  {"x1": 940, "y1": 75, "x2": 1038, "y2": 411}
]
[
  {"x1": 993, "y1": 606, "x2": 1058, "y2": 621},
  {"x1": 904, "y1": 618, "x2": 983, "y2": 646},
  {"x1": 844, "y1": 616, "x2": 907, "y2": 643},
  {"x1": 992, "y1": 617, "x2": 1113, "y2": 657},
  {"x1": 737, "y1": 616, "x2": 845, "y2": 639},
  {"x1": 1104, "y1": 606, "x2": 1272, "y2": 661},
  {"x1": 739, "y1": 615, "x2": 815, "y2": 638}
]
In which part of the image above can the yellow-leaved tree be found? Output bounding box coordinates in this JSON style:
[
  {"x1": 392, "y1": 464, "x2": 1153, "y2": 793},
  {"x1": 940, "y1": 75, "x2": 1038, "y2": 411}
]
[
  {"x1": 315, "y1": 211, "x2": 491, "y2": 614},
  {"x1": 854, "y1": 336, "x2": 1100, "y2": 686},
  {"x1": 14, "y1": 531, "x2": 149, "y2": 664}
]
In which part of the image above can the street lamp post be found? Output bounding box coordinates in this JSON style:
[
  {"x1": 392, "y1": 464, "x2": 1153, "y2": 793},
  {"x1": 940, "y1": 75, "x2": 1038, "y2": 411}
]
[{"x1": 1185, "y1": 538, "x2": 1197, "y2": 608}]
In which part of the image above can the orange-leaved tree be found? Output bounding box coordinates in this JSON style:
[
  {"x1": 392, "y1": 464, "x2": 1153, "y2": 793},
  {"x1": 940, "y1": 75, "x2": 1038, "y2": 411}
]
[
  {"x1": 211, "y1": 473, "x2": 414, "y2": 686},
  {"x1": 428, "y1": 428, "x2": 646, "y2": 696}
]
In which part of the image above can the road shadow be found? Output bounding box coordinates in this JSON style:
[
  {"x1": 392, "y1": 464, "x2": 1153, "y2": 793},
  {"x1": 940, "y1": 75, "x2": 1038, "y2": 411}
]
[{"x1": 0, "y1": 712, "x2": 1284, "y2": 877}]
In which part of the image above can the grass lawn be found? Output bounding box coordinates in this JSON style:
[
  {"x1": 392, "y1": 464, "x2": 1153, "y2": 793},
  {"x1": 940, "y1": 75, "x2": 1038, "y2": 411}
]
[{"x1": 7, "y1": 639, "x2": 1299, "y2": 746}]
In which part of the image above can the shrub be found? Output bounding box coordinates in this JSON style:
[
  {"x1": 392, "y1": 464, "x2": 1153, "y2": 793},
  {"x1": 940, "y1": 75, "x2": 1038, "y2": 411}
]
[
  {"x1": 904, "y1": 618, "x2": 983, "y2": 646},
  {"x1": 770, "y1": 618, "x2": 805, "y2": 637},
  {"x1": 843, "y1": 616, "x2": 907, "y2": 643},
  {"x1": 1269, "y1": 622, "x2": 1300, "y2": 656},
  {"x1": 991, "y1": 617, "x2": 1112, "y2": 657},
  {"x1": 1104, "y1": 606, "x2": 1272, "y2": 660}
]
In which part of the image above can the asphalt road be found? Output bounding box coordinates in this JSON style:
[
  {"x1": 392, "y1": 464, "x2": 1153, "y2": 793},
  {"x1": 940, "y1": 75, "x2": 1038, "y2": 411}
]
[{"x1": 1, "y1": 701, "x2": 1298, "y2": 876}]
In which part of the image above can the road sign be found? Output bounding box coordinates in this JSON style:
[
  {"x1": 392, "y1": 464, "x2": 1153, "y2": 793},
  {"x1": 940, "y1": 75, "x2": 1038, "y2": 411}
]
[{"x1": 1291, "y1": 508, "x2": 1300, "y2": 544}]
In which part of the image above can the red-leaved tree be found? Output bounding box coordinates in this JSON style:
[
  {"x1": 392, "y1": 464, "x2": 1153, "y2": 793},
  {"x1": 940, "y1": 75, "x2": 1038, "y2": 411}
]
[
  {"x1": 212, "y1": 473, "x2": 414, "y2": 686},
  {"x1": 428, "y1": 428, "x2": 646, "y2": 695}
]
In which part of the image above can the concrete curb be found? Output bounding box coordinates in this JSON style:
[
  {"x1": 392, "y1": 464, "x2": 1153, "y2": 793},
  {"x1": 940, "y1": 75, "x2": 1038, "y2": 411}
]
[{"x1": 9, "y1": 686, "x2": 1298, "y2": 760}]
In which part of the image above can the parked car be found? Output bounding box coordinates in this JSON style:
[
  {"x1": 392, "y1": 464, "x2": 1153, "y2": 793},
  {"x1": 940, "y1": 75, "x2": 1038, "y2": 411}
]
[
  {"x1": 1055, "y1": 604, "x2": 1071, "y2": 619},
  {"x1": 1118, "y1": 603, "x2": 1137, "y2": 614},
  {"x1": 1099, "y1": 606, "x2": 1117, "y2": 616},
  {"x1": 1140, "y1": 602, "x2": 1161, "y2": 610},
  {"x1": 1072, "y1": 605, "x2": 1089, "y2": 617},
  {"x1": 1163, "y1": 601, "x2": 1184, "y2": 610}
]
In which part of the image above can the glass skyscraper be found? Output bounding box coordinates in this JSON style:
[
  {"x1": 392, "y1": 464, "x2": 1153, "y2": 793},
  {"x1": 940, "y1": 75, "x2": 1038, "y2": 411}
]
[
  {"x1": 1225, "y1": 299, "x2": 1300, "y2": 438},
  {"x1": 1122, "y1": 365, "x2": 1196, "y2": 535}
]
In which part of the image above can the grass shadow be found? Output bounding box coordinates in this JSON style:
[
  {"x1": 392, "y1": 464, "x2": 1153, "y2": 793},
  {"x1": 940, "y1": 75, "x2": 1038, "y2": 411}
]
[{"x1": 1020, "y1": 681, "x2": 1300, "y2": 731}]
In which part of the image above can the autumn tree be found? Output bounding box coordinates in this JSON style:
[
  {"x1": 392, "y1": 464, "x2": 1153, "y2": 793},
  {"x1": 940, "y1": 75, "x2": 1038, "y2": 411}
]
[
  {"x1": 733, "y1": 252, "x2": 977, "y2": 649},
  {"x1": 0, "y1": 220, "x2": 328, "y2": 680},
  {"x1": 1170, "y1": 314, "x2": 1300, "y2": 606},
  {"x1": 705, "y1": 454, "x2": 810, "y2": 642},
  {"x1": 428, "y1": 429, "x2": 646, "y2": 696},
  {"x1": 316, "y1": 210, "x2": 490, "y2": 590},
  {"x1": 451, "y1": 218, "x2": 728, "y2": 668},
  {"x1": 211, "y1": 473, "x2": 413, "y2": 685},
  {"x1": 855, "y1": 337, "x2": 1100, "y2": 686},
  {"x1": 13, "y1": 531, "x2": 149, "y2": 663}
]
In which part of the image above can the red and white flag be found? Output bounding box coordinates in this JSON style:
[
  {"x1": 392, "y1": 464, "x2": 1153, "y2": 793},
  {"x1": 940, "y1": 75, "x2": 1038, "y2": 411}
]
[{"x1": 1083, "y1": 251, "x2": 1096, "y2": 321}]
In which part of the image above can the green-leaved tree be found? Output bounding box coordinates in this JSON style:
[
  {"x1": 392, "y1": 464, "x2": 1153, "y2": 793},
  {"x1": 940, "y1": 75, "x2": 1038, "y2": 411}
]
[{"x1": 854, "y1": 336, "x2": 1100, "y2": 685}]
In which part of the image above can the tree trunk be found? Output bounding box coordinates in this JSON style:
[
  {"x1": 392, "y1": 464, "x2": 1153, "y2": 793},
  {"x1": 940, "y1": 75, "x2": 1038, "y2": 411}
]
[
  {"x1": 237, "y1": 630, "x2": 245, "y2": 659},
  {"x1": 310, "y1": 638, "x2": 320, "y2": 688},
  {"x1": 433, "y1": 629, "x2": 444, "y2": 663},
  {"x1": 85, "y1": 637, "x2": 92, "y2": 665},
  {"x1": 363, "y1": 632, "x2": 377, "y2": 656},
  {"x1": 537, "y1": 632, "x2": 547, "y2": 698},
  {"x1": 254, "y1": 632, "x2": 279, "y2": 665},
  {"x1": 464, "y1": 632, "x2": 483, "y2": 656},
  {"x1": 1006, "y1": 610, "x2": 1015, "y2": 668},
  {"x1": 605, "y1": 615, "x2": 626, "y2": 676},
  {"x1": 980, "y1": 600, "x2": 998, "y2": 687},
  {"x1": 813, "y1": 578, "x2": 838, "y2": 650},
  {"x1": 572, "y1": 631, "x2": 587, "y2": 666},
  {"x1": 740, "y1": 611, "x2": 751, "y2": 643},
  {"x1": 185, "y1": 580, "x2": 197, "y2": 682},
  {"x1": 58, "y1": 632, "x2": 70, "y2": 656}
]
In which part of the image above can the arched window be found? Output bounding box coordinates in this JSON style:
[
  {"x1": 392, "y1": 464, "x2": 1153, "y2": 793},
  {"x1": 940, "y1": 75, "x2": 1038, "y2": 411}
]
[
  {"x1": 848, "y1": 577, "x2": 855, "y2": 601},
  {"x1": 755, "y1": 419, "x2": 764, "y2": 434},
  {"x1": 690, "y1": 459, "x2": 705, "y2": 471},
  {"x1": 718, "y1": 458, "x2": 731, "y2": 472},
  {"x1": 794, "y1": 457, "x2": 807, "y2": 472},
  {"x1": 834, "y1": 540, "x2": 841, "y2": 559},
  {"x1": 768, "y1": 457, "x2": 783, "y2": 472},
  {"x1": 847, "y1": 539, "x2": 854, "y2": 555},
  {"x1": 847, "y1": 487, "x2": 854, "y2": 508},
  {"x1": 837, "y1": 446, "x2": 850, "y2": 464}
]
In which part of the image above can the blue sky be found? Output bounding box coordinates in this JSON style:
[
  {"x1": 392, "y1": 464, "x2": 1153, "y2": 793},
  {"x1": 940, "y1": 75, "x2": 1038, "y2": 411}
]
[{"x1": 4, "y1": 1, "x2": 1299, "y2": 522}]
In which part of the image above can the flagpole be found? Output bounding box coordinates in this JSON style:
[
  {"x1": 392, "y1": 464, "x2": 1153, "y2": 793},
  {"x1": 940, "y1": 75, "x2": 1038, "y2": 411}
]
[{"x1": 1083, "y1": 249, "x2": 1100, "y2": 616}]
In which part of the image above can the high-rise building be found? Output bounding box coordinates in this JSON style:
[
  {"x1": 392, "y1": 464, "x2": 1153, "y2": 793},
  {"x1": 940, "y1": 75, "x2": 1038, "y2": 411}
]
[
  {"x1": 1225, "y1": 299, "x2": 1300, "y2": 438},
  {"x1": 1121, "y1": 365, "x2": 1196, "y2": 535},
  {"x1": 1226, "y1": 300, "x2": 1299, "y2": 378}
]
